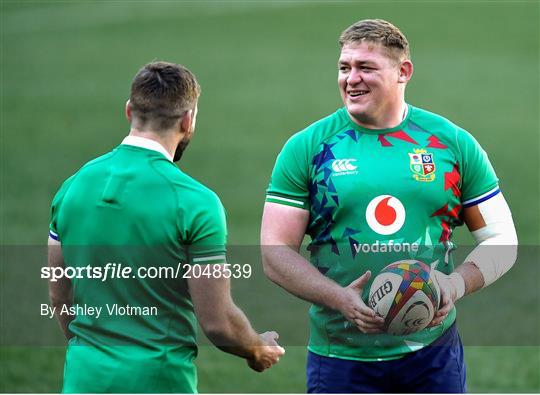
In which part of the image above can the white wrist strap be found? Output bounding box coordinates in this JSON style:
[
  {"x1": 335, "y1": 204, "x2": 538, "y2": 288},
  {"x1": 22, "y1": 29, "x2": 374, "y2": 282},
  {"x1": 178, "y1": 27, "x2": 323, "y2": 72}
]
[{"x1": 449, "y1": 272, "x2": 465, "y2": 300}]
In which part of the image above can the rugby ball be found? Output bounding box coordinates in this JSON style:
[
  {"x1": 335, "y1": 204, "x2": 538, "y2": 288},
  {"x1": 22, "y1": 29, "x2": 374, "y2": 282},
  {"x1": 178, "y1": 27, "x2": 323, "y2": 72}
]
[{"x1": 368, "y1": 260, "x2": 440, "y2": 336}]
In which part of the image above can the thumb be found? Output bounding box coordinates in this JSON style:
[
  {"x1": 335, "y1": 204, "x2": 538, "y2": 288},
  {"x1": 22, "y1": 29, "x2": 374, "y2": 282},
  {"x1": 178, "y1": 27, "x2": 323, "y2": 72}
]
[
  {"x1": 430, "y1": 271, "x2": 445, "y2": 304},
  {"x1": 348, "y1": 271, "x2": 371, "y2": 292},
  {"x1": 261, "y1": 331, "x2": 279, "y2": 343}
]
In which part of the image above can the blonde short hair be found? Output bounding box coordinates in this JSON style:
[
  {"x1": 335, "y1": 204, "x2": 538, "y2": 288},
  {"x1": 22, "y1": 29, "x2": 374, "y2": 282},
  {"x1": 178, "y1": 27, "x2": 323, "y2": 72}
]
[{"x1": 339, "y1": 19, "x2": 410, "y2": 63}]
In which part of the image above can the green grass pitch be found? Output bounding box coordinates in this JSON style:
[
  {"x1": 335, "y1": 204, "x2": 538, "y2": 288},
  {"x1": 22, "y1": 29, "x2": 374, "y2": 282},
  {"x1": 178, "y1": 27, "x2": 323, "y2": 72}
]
[{"x1": 1, "y1": 1, "x2": 539, "y2": 392}]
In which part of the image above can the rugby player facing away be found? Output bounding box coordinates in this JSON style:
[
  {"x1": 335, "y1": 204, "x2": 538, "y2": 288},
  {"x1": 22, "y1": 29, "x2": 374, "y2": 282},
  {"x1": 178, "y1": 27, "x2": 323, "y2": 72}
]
[
  {"x1": 261, "y1": 19, "x2": 517, "y2": 393},
  {"x1": 48, "y1": 61, "x2": 284, "y2": 393}
]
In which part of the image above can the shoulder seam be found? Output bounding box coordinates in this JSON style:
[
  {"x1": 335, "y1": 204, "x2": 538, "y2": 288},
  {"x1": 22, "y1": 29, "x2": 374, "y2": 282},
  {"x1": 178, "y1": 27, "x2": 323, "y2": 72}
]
[{"x1": 61, "y1": 148, "x2": 118, "y2": 201}]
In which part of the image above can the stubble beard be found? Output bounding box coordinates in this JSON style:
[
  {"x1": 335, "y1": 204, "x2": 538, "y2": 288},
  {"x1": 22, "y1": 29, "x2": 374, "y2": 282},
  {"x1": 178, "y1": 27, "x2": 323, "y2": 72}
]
[{"x1": 173, "y1": 135, "x2": 191, "y2": 162}]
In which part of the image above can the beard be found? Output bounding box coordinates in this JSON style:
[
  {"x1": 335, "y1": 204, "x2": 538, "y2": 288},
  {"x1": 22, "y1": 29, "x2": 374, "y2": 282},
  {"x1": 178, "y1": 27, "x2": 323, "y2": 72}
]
[{"x1": 173, "y1": 135, "x2": 191, "y2": 162}]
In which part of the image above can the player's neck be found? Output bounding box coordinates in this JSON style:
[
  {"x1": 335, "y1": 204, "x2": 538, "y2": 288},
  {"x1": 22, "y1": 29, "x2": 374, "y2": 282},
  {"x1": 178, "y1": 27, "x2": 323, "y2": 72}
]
[
  {"x1": 349, "y1": 102, "x2": 407, "y2": 130},
  {"x1": 128, "y1": 129, "x2": 178, "y2": 159}
]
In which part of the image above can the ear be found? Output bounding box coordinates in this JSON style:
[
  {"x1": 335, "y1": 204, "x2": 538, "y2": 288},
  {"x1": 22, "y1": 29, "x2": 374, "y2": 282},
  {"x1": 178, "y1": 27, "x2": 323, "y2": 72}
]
[
  {"x1": 180, "y1": 109, "x2": 193, "y2": 135},
  {"x1": 125, "y1": 100, "x2": 132, "y2": 122},
  {"x1": 398, "y1": 60, "x2": 414, "y2": 84}
]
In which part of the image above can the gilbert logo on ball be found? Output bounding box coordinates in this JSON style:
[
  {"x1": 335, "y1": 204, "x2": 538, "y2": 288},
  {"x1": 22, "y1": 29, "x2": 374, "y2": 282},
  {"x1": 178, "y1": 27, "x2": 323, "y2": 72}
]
[
  {"x1": 368, "y1": 260, "x2": 440, "y2": 336},
  {"x1": 366, "y1": 195, "x2": 405, "y2": 235}
]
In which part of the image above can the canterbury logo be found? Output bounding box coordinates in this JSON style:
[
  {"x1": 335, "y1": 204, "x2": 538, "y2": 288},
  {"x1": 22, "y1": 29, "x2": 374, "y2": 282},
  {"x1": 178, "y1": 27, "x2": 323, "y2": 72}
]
[{"x1": 331, "y1": 159, "x2": 358, "y2": 172}]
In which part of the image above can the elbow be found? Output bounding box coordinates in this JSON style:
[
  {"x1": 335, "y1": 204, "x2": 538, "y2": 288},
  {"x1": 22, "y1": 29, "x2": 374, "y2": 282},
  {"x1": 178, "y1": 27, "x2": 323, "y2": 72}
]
[
  {"x1": 263, "y1": 269, "x2": 279, "y2": 286},
  {"x1": 49, "y1": 294, "x2": 69, "y2": 310},
  {"x1": 507, "y1": 242, "x2": 518, "y2": 271},
  {"x1": 261, "y1": 247, "x2": 275, "y2": 279},
  {"x1": 500, "y1": 226, "x2": 519, "y2": 274},
  {"x1": 498, "y1": 243, "x2": 518, "y2": 280},
  {"x1": 262, "y1": 257, "x2": 280, "y2": 284},
  {"x1": 201, "y1": 322, "x2": 227, "y2": 341},
  {"x1": 199, "y1": 316, "x2": 235, "y2": 346},
  {"x1": 49, "y1": 291, "x2": 71, "y2": 310},
  {"x1": 495, "y1": 242, "x2": 518, "y2": 282},
  {"x1": 197, "y1": 304, "x2": 234, "y2": 341},
  {"x1": 49, "y1": 284, "x2": 72, "y2": 309},
  {"x1": 469, "y1": 235, "x2": 518, "y2": 287}
]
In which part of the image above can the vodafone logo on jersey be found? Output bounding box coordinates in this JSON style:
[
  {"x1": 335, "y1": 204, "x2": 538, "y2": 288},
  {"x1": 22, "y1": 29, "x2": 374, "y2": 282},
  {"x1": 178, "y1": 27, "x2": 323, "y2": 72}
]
[{"x1": 365, "y1": 195, "x2": 406, "y2": 235}]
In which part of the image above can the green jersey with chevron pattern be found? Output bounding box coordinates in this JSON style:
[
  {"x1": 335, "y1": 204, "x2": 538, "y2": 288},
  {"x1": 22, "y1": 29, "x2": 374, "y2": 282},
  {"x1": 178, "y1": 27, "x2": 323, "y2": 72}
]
[{"x1": 266, "y1": 105, "x2": 499, "y2": 361}]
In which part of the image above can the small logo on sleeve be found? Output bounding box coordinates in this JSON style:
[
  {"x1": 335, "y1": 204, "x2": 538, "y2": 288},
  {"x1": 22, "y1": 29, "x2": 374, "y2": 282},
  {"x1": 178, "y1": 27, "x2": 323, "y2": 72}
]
[{"x1": 409, "y1": 149, "x2": 435, "y2": 182}]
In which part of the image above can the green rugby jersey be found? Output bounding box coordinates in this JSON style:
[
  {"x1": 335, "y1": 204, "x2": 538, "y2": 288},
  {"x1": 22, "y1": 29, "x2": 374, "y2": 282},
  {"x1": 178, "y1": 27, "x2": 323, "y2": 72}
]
[
  {"x1": 266, "y1": 105, "x2": 499, "y2": 361},
  {"x1": 49, "y1": 136, "x2": 227, "y2": 393}
]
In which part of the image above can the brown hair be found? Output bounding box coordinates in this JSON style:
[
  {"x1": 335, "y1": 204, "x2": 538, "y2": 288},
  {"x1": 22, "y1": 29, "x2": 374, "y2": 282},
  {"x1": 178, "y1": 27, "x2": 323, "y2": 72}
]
[
  {"x1": 339, "y1": 19, "x2": 410, "y2": 63},
  {"x1": 129, "y1": 61, "x2": 201, "y2": 131}
]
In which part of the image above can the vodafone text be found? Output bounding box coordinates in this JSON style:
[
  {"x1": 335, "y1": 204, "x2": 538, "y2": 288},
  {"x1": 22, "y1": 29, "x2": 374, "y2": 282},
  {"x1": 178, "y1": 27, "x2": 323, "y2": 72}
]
[{"x1": 353, "y1": 240, "x2": 419, "y2": 254}]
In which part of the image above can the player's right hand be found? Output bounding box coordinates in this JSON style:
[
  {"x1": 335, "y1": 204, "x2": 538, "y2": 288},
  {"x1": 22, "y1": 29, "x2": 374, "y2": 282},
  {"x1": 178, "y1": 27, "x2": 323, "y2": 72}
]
[
  {"x1": 247, "y1": 331, "x2": 285, "y2": 372},
  {"x1": 339, "y1": 271, "x2": 385, "y2": 334}
]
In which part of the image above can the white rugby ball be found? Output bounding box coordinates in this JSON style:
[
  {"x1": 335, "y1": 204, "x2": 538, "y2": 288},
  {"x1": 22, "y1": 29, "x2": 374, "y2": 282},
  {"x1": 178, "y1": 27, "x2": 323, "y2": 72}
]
[{"x1": 368, "y1": 260, "x2": 440, "y2": 336}]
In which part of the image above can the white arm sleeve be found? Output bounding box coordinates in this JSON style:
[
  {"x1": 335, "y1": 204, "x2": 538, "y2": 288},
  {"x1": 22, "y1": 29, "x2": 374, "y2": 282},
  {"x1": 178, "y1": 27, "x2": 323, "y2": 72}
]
[{"x1": 464, "y1": 193, "x2": 518, "y2": 286}]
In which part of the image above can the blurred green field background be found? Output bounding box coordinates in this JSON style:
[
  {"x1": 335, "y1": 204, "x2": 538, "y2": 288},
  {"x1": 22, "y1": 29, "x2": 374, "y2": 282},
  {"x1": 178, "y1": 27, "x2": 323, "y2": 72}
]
[{"x1": 1, "y1": 1, "x2": 539, "y2": 393}]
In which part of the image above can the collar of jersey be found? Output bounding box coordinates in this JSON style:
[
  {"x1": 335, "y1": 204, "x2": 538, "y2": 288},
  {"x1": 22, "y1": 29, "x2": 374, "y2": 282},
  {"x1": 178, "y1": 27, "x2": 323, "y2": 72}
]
[
  {"x1": 121, "y1": 135, "x2": 174, "y2": 162},
  {"x1": 340, "y1": 103, "x2": 412, "y2": 135}
]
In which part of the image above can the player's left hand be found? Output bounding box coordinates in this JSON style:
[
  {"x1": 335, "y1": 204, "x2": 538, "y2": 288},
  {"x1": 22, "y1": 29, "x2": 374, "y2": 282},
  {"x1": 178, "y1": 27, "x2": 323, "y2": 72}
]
[{"x1": 429, "y1": 270, "x2": 463, "y2": 327}]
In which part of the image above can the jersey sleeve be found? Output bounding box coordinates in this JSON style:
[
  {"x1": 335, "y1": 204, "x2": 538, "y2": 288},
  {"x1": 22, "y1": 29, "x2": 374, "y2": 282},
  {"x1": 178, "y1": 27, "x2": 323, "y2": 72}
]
[
  {"x1": 457, "y1": 129, "x2": 500, "y2": 207},
  {"x1": 49, "y1": 175, "x2": 76, "y2": 241},
  {"x1": 265, "y1": 132, "x2": 310, "y2": 210},
  {"x1": 186, "y1": 191, "x2": 228, "y2": 265}
]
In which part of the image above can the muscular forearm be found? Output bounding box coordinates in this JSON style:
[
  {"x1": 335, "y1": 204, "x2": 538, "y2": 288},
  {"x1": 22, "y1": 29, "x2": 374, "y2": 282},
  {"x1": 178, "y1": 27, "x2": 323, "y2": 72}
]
[
  {"x1": 454, "y1": 262, "x2": 485, "y2": 297},
  {"x1": 261, "y1": 245, "x2": 345, "y2": 311},
  {"x1": 203, "y1": 304, "x2": 263, "y2": 359}
]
